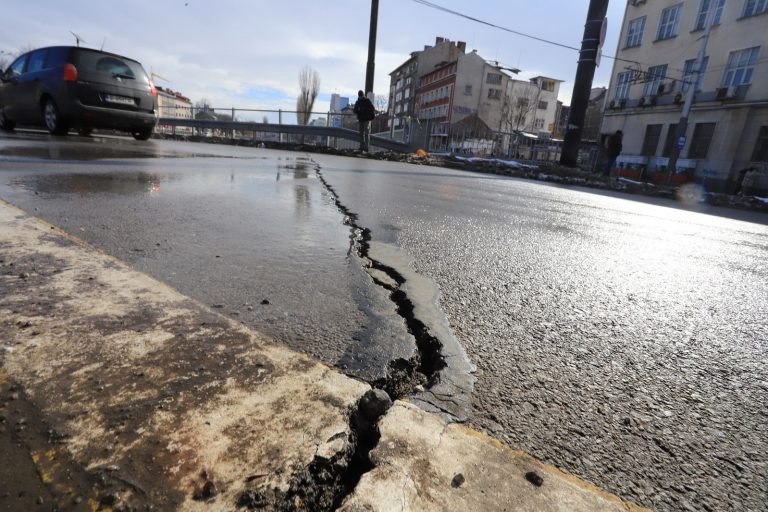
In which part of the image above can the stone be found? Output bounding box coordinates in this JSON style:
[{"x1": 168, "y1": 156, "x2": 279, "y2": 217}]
[
  {"x1": 451, "y1": 473, "x2": 466, "y2": 488},
  {"x1": 525, "y1": 471, "x2": 544, "y2": 487},
  {"x1": 358, "y1": 389, "x2": 392, "y2": 422}
]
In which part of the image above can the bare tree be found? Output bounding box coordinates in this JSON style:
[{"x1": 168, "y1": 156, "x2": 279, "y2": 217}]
[
  {"x1": 1, "y1": 45, "x2": 35, "y2": 71},
  {"x1": 374, "y1": 94, "x2": 388, "y2": 113},
  {"x1": 296, "y1": 66, "x2": 320, "y2": 126},
  {"x1": 194, "y1": 98, "x2": 213, "y2": 112},
  {"x1": 501, "y1": 81, "x2": 542, "y2": 133}
]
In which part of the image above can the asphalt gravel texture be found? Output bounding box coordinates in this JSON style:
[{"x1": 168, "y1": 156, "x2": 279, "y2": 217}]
[{"x1": 1, "y1": 134, "x2": 767, "y2": 511}]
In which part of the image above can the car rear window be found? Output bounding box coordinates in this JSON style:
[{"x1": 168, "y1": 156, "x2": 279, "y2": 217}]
[{"x1": 72, "y1": 49, "x2": 148, "y2": 81}]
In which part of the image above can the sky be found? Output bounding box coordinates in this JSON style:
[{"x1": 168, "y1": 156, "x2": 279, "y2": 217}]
[{"x1": 0, "y1": 0, "x2": 627, "y2": 122}]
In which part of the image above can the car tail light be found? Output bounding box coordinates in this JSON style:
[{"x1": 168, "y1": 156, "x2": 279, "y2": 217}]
[
  {"x1": 149, "y1": 79, "x2": 157, "y2": 97},
  {"x1": 62, "y1": 63, "x2": 78, "y2": 81}
]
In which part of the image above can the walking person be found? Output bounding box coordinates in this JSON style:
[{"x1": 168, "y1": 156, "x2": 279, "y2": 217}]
[
  {"x1": 603, "y1": 130, "x2": 623, "y2": 177},
  {"x1": 353, "y1": 90, "x2": 375, "y2": 152}
]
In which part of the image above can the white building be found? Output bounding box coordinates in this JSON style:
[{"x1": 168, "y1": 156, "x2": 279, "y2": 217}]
[
  {"x1": 602, "y1": 0, "x2": 768, "y2": 191},
  {"x1": 156, "y1": 87, "x2": 192, "y2": 135}
]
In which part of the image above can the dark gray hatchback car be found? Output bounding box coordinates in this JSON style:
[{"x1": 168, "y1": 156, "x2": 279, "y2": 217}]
[{"x1": 0, "y1": 46, "x2": 157, "y2": 140}]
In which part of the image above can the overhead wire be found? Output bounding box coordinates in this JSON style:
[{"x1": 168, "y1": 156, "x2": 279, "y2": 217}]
[
  {"x1": 407, "y1": 0, "x2": 765, "y2": 92},
  {"x1": 407, "y1": 0, "x2": 682, "y2": 69}
]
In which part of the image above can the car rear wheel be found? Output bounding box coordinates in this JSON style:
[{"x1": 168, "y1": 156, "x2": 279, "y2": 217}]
[
  {"x1": 0, "y1": 111, "x2": 15, "y2": 132},
  {"x1": 43, "y1": 99, "x2": 68, "y2": 135},
  {"x1": 78, "y1": 127, "x2": 93, "y2": 137},
  {"x1": 131, "y1": 127, "x2": 153, "y2": 141}
]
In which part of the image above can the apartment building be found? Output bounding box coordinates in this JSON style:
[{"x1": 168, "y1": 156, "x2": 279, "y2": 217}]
[
  {"x1": 390, "y1": 38, "x2": 560, "y2": 151},
  {"x1": 602, "y1": 0, "x2": 768, "y2": 191},
  {"x1": 388, "y1": 37, "x2": 467, "y2": 129},
  {"x1": 156, "y1": 87, "x2": 192, "y2": 135},
  {"x1": 156, "y1": 87, "x2": 192, "y2": 120}
]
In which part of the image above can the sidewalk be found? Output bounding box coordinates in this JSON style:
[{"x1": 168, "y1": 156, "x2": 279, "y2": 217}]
[{"x1": 0, "y1": 199, "x2": 646, "y2": 511}]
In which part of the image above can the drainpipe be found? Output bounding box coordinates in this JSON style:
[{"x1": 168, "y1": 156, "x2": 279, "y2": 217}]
[{"x1": 666, "y1": 7, "x2": 714, "y2": 185}]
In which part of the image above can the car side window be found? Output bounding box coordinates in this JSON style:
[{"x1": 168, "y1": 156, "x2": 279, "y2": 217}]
[
  {"x1": 26, "y1": 50, "x2": 47, "y2": 73},
  {"x1": 44, "y1": 47, "x2": 68, "y2": 69},
  {"x1": 6, "y1": 55, "x2": 28, "y2": 78}
]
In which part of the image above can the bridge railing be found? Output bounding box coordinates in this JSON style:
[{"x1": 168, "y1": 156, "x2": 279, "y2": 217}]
[{"x1": 155, "y1": 105, "x2": 415, "y2": 153}]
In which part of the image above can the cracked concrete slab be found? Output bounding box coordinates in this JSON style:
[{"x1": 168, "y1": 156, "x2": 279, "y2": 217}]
[{"x1": 340, "y1": 401, "x2": 648, "y2": 512}]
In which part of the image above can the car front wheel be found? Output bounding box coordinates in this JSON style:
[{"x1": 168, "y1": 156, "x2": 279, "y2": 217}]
[
  {"x1": 43, "y1": 99, "x2": 68, "y2": 135},
  {"x1": 132, "y1": 127, "x2": 153, "y2": 141},
  {"x1": 0, "y1": 111, "x2": 15, "y2": 132}
]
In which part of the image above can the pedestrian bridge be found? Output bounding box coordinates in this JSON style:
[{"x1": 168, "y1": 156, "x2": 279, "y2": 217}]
[{"x1": 157, "y1": 118, "x2": 412, "y2": 153}]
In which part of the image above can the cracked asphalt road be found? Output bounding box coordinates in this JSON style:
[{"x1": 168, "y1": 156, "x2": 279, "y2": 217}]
[
  {"x1": 1, "y1": 134, "x2": 767, "y2": 511},
  {"x1": 310, "y1": 153, "x2": 768, "y2": 512}
]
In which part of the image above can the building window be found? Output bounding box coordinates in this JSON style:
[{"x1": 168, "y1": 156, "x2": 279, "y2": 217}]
[
  {"x1": 743, "y1": 0, "x2": 768, "y2": 17},
  {"x1": 643, "y1": 64, "x2": 668, "y2": 96},
  {"x1": 486, "y1": 73, "x2": 502, "y2": 85},
  {"x1": 487, "y1": 88, "x2": 501, "y2": 100},
  {"x1": 753, "y1": 126, "x2": 768, "y2": 161},
  {"x1": 657, "y1": 4, "x2": 682, "y2": 40},
  {"x1": 534, "y1": 118, "x2": 545, "y2": 129},
  {"x1": 464, "y1": 85, "x2": 472, "y2": 95},
  {"x1": 540, "y1": 80, "x2": 555, "y2": 92},
  {"x1": 626, "y1": 16, "x2": 646, "y2": 47},
  {"x1": 688, "y1": 123, "x2": 716, "y2": 158},
  {"x1": 695, "y1": 0, "x2": 726, "y2": 29},
  {"x1": 614, "y1": 71, "x2": 633, "y2": 99},
  {"x1": 662, "y1": 124, "x2": 679, "y2": 157},
  {"x1": 538, "y1": 100, "x2": 548, "y2": 110},
  {"x1": 641, "y1": 124, "x2": 662, "y2": 156},
  {"x1": 722, "y1": 46, "x2": 760, "y2": 85},
  {"x1": 682, "y1": 57, "x2": 709, "y2": 91}
]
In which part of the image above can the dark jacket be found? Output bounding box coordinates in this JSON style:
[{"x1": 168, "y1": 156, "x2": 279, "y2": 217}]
[
  {"x1": 606, "y1": 133, "x2": 623, "y2": 158},
  {"x1": 354, "y1": 97, "x2": 375, "y2": 122}
]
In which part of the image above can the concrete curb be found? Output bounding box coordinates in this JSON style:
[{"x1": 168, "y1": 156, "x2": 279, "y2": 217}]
[{"x1": 0, "y1": 199, "x2": 647, "y2": 511}]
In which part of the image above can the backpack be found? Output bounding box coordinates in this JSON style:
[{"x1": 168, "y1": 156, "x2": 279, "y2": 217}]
[{"x1": 359, "y1": 98, "x2": 376, "y2": 121}]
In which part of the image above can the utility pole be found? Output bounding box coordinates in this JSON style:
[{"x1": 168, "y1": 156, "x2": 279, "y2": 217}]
[
  {"x1": 365, "y1": 0, "x2": 379, "y2": 96},
  {"x1": 560, "y1": 0, "x2": 609, "y2": 167},
  {"x1": 666, "y1": 7, "x2": 714, "y2": 185}
]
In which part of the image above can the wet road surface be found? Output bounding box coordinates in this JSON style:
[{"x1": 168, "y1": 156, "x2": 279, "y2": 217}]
[
  {"x1": 0, "y1": 133, "x2": 415, "y2": 383},
  {"x1": 311, "y1": 153, "x2": 768, "y2": 512},
  {"x1": 1, "y1": 133, "x2": 767, "y2": 511}
]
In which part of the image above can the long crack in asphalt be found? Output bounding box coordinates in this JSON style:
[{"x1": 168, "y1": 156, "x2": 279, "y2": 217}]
[{"x1": 238, "y1": 159, "x2": 479, "y2": 511}]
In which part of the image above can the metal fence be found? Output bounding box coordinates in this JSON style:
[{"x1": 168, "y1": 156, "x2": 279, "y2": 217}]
[
  {"x1": 416, "y1": 120, "x2": 599, "y2": 167},
  {"x1": 155, "y1": 105, "x2": 597, "y2": 165}
]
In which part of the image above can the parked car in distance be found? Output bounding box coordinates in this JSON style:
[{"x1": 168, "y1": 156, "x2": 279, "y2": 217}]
[{"x1": 0, "y1": 46, "x2": 158, "y2": 140}]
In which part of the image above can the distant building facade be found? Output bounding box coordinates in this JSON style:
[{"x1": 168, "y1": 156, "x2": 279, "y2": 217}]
[
  {"x1": 156, "y1": 87, "x2": 192, "y2": 119},
  {"x1": 602, "y1": 0, "x2": 768, "y2": 191},
  {"x1": 329, "y1": 93, "x2": 349, "y2": 128},
  {"x1": 388, "y1": 37, "x2": 467, "y2": 130},
  {"x1": 388, "y1": 37, "x2": 563, "y2": 151},
  {"x1": 156, "y1": 87, "x2": 192, "y2": 134}
]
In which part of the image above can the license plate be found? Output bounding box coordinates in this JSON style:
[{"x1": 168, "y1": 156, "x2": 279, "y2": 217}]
[{"x1": 103, "y1": 94, "x2": 135, "y2": 105}]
